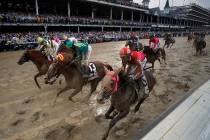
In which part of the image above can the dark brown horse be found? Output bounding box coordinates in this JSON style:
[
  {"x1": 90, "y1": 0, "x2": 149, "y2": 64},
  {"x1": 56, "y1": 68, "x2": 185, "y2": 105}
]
[
  {"x1": 44, "y1": 52, "x2": 113, "y2": 103},
  {"x1": 143, "y1": 46, "x2": 166, "y2": 70},
  {"x1": 193, "y1": 35, "x2": 206, "y2": 56},
  {"x1": 163, "y1": 35, "x2": 175, "y2": 49},
  {"x1": 97, "y1": 68, "x2": 156, "y2": 140},
  {"x1": 17, "y1": 49, "x2": 52, "y2": 88}
]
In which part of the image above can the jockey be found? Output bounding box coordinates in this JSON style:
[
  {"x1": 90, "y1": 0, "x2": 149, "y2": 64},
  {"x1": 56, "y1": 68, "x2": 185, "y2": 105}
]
[
  {"x1": 119, "y1": 47, "x2": 149, "y2": 95},
  {"x1": 62, "y1": 36, "x2": 90, "y2": 64},
  {"x1": 126, "y1": 32, "x2": 140, "y2": 51},
  {"x1": 149, "y1": 33, "x2": 160, "y2": 53},
  {"x1": 37, "y1": 37, "x2": 59, "y2": 61}
]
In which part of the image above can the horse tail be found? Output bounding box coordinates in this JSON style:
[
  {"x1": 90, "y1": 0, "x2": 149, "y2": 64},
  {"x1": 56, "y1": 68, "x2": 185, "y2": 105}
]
[
  {"x1": 144, "y1": 71, "x2": 156, "y2": 92},
  {"x1": 104, "y1": 63, "x2": 113, "y2": 71}
]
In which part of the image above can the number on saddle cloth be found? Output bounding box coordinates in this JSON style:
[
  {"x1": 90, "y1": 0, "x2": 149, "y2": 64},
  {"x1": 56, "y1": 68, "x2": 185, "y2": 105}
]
[{"x1": 88, "y1": 63, "x2": 97, "y2": 77}]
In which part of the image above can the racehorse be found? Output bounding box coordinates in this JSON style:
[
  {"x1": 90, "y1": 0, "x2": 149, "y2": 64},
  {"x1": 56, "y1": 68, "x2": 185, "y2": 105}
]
[
  {"x1": 163, "y1": 34, "x2": 175, "y2": 49},
  {"x1": 97, "y1": 68, "x2": 156, "y2": 140},
  {"x1": 125, "y1": 40, "x2": 143, "y2": 51},
  {"x1": 17, "y1": 49, "x2": 52, "y2": 88},
  {"x1": 193, "y1": 35, "x2": 206, "y2": 56},
  {"x1": 143, "y1": 46, "x2": 166, "y2": 70},
  {"x1": 44, "y1": 52, "x2": 113, "y2": 103}
]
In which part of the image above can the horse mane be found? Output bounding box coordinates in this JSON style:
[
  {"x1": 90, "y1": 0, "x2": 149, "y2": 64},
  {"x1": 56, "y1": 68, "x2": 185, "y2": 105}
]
[{"x1": 27, "y1": 49, "x2": 47, "y2": 60}]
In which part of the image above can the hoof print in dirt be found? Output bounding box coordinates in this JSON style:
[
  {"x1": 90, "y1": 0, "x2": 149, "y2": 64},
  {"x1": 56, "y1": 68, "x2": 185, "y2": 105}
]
[
  {"x1": 11, "y1": 119, "x2": 24, "y2": 126},
  {"x1": 22, "y1": 97, "x2": 35, "y2": 104},
  {"x1": 16, "y1": 110, "x2": 26, "y2": 115},
  {"x1": 130, "y1": 117, "x2": 143, "y2": 124},
  {"x1": 31, "y1": 112, "x2": 41, "y2": 123},
  {"x1": 45, "y1": 124, "x2": 75, "y2": 140},
  {"x1": 115, "y1": 129, "x2": 127, "y2": 137},
  {"x1": 94, "y1": 114, "x2": 105, "y2": 123}
]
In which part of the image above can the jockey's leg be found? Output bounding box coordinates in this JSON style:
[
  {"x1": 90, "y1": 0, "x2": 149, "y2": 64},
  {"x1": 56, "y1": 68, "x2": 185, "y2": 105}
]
[{"x1": 141, "y1": 74, "x2": 149, "y2": 95}]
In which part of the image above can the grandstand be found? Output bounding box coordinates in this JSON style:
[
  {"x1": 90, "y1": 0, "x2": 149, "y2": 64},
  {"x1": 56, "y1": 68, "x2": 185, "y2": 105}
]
[{"x1": 0, "y1": 0, "x2": 208, "y2": 32}]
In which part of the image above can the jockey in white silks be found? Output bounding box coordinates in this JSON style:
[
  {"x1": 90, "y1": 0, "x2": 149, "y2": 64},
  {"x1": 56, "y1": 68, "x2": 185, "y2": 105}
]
[{"x1": 37, "y1": 37, "x2": 59, "y2": 61}]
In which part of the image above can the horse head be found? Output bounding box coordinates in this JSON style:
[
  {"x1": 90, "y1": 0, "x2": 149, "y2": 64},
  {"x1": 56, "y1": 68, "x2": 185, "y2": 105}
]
[
  {"x1": 44, "y1": 52, "x2": 73, "y2": 83},
  {"x1": 17, "y1": 50, "x2": 30, "y2": 65},
  {"x1": 97, "y1": 67, "x2": 122, "y2": 104}
]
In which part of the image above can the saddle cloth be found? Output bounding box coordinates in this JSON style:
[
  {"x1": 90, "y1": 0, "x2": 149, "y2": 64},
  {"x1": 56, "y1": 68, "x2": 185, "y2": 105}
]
[{"x1": 82, "y1": 62, "x2": 98, "y2": 81}]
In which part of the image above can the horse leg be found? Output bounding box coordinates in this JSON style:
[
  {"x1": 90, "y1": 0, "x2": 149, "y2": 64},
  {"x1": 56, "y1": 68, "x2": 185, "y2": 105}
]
[
  {"x1": 83, "y1": 79, "x2": 100, "y2": 102},
  {"x1": 158, "y1": 58, "x2": 161, "y2": 65},
  {"x1": 163, "y1": 44, "x2": 166, "y2": 49},
  {"x1": 152, "y1": 62, "x2": 155, "y2": 71},
  {"x1": 134, "y1": 94, "x2": 149, "y2": 113},
  {"x1": 105, "y1": 106, "x2": 115, "y2": 119},
  {"x1": 34, "y1": 73, "x2": 43, "y2": 89},
  {"x1": 102, "y1": 110, "x2": 129, "y2": 140},
  {"x1": 53, "y1": 86, "x2": 72, "y2": 105}
]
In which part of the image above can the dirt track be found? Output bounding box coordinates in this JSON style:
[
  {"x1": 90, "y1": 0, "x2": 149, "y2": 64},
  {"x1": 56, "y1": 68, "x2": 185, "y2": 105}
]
[{"x1": 0, "y1": 36, "x2": 210, "y2": 140}]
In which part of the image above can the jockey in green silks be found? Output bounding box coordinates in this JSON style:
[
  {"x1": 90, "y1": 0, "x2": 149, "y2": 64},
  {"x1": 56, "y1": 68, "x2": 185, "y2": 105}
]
[{"x1": 63, "y1": 38, "x2": 91, "y2": 64}]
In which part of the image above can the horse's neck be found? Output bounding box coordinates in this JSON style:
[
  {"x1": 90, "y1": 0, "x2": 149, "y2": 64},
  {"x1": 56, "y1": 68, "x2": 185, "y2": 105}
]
[
  {"x1": 111, "y1": 84, "x2": 136, "y2": 107},
  {"x1": 30, "y1": 52, "x2": 47, "y2": 67}
]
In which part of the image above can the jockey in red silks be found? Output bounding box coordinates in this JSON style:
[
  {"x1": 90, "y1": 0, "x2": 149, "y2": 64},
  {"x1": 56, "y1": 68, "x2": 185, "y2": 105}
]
[
  {"x1": 149, "y1": 33, "x2": 160, "y2": 53},
  {"x1": 119, "y1": 47, "x2": 149, "y2": 94}
]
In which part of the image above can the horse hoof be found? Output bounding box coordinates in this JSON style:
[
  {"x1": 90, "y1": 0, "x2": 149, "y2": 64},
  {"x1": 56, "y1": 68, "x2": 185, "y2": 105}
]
[
  {"x1": 102, "y1": 136, "x2": 107, "y2": 140},
  {"x1": 69, "y1": 98, "x2": 75, "y2": 103}
]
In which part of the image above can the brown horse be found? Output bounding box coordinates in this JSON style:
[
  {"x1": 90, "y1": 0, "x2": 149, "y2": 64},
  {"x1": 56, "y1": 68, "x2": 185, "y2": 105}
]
[
  {"x1": 143, "y1": 46, "x2": 166, "y2": 70},
  {"x1": 97, "y1": 68, "x2": 156, "y2": 140},
  {"x1": 17, "y1": 49, "x2": 52, "y2": 88},
  {"x1": 44, "y1": 52, "x2": 113, "y2": 103}
]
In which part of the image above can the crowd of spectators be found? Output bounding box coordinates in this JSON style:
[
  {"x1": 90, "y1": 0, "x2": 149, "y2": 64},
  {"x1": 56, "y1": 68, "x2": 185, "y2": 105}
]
[
  {"x1": 0, "y1": 31, "x2": 145, "y2": 45},
  {"x1": 0, "y1": 30, "x2": 199, "y2": 52},
  {"x1": 99, "y1": 0, "x2": 147, "y2": 9},
  {"x1": 0, "y1": 13, "x2": 147, "y2": 27}
]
